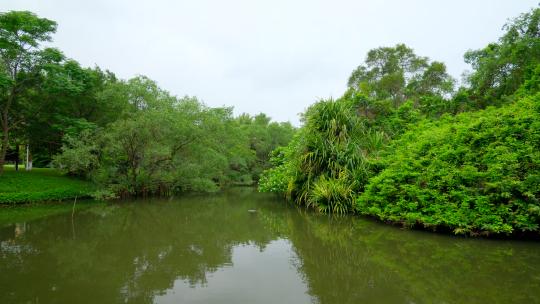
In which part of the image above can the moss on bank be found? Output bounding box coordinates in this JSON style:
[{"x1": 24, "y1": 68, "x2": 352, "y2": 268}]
[{"x1": 0, "y1": 166, "x2": 95, "y2": 204}]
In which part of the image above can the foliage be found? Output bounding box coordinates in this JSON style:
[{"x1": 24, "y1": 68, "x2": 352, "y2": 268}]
[
  {"x1": 260, "y1": 99, "x2": 366, "y2": 213},
  {"x1": 309, "y1": 173, "x2": 355, "y2": 214},
  {"x1": 261, "y1": 6, "x2": 540, "y2": 237},
  {"x1": 52, "y1": 128, "x2": 99, "y2": 177},
  {"x1": 348, "y1": 43, "x2": 454, "y2": 107},
  {"x1": 0, "y1": 11, "x2": 58, "y2": 172},
  {"x1": 0, "y1": 10, "x2": 295, "y2": 196},
  {"x1": 258, "y1": 146, "x2": 293, "y2": 193},
  {"x1": 465, "y1": 7, "x2": 540, "y2": 107},
  {"x1": 234, "y1": 113, "x2": 295, "y2": 183},
  {"x1": 357, "y1": 94, "x2": 540, "y2": 235},
  {"x1": 260, "y1": 44, "x2": 446, "y2": 214},
  {"x1": 52, "y1": 91, "x2": 294, "y2": 196}
]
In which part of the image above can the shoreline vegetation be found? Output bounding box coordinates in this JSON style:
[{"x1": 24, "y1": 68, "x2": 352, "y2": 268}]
[
  {"x1": 1, "y1": 7, "x2": 540, "y2": 237},
  {"x1": 0, "y1": 10, "x2": 294, "y2": 200},
  {"x1": 259, "y1": 8, "x2": 540, "y2": 237}
]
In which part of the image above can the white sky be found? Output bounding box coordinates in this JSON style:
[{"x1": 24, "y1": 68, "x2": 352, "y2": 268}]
[{"x1": 3, "y1": 0, "x2": 538, "y2": 125}]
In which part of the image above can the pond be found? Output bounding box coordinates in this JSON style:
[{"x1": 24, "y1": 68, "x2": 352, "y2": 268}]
[{"x1": 1, "y1": 188, "x2": 539, "y2": 304}]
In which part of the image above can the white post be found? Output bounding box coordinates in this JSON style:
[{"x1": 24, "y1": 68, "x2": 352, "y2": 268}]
[
  {"x1": 25, "y1": 144, "x2": 32, "y2": 171},
  {"x1": 25, "y1": 144, "x2": 28, "y2": 170}
]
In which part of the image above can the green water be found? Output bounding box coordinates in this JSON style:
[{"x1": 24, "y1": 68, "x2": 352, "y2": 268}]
[{"x1": 1, "y1": 188, "x2": 539, "y2": 304}]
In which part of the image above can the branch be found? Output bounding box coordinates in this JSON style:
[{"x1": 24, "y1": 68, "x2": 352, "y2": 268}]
[{"x1": 146, "y1": 136, "x2": 197, "y2": 174}]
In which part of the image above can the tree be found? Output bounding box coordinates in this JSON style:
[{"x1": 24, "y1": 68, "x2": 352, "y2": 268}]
[
  {"x1": 348, "y1": 44, "x2": 454, "y2": 108},
  {"x1": 0, "y1": 11, "x2": 57, "y2": 173},
  {"x1": 235, "y1": 113, "x2": 295, "y2": 183},
  {"x1": 464, "y1": 7, "x2": 540, "y2": 106},
  {"x1": 261, "y1": 46, "x2": 451, "y2": 213},
  {"x1": 22, "y1": 60, "x2": 127, "y2": 166}
]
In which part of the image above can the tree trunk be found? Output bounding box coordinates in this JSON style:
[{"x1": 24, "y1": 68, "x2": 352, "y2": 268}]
[
  {"x1": 0, "y1": 88, "x2": 15, "y2": 174},
  {"x1": 0, "y1": 110, "x2": 9, "y2": 174},
  {"x1": 15, "y1": 144, "x2": 19, "y2": 171}
]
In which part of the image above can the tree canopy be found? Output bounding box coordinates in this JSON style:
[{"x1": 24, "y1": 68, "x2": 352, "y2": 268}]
[
  {"x1": 347, "y1": 43, "x2": 454, "y2": 107},
  {"x1": 0, "y1": 10, "x2": 57, "y2": 173}
]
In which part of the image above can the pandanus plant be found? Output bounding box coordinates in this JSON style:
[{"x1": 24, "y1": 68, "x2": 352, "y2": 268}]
[{"x1": 285, "y1": 99, "x2": 369, "y2": 213}]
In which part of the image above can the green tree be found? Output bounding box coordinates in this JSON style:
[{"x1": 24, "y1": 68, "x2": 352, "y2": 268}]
[
  {"x1": 348, "y1": 44, "x2": 454, "y2": 108},
  {"x1": 52, "y1": 82, "x2": 287, "y2": 196},
  {"x1": 464, "y1": 7, "x2": 540, "y2": 106},
  {"x1": 234, "y1": 113, "x2": 295, "y2": 183},
  {"x1": 0, "y1": 11, "x2": 57, "y2": 173}
]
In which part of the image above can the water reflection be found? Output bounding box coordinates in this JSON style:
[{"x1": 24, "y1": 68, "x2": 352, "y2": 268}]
[
  {"x1": 0, "y1": 188, "x2": 539, "y2": 304},
  {"x1": 273, "y1": 212, "x2": 540, "y2": 304},
  {"x1": 155, "y1": 239, "x2": 311, "y2": 304}
]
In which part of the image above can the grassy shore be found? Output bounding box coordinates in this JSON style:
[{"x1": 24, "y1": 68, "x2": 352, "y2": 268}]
[{"x1": 0, "y1": 166, "x2": 95, "y2": 204}]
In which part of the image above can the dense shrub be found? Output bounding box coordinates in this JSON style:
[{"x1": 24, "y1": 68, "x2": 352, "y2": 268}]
[
  {"x1": 357, "y1": 94, "x2": 540, "y2": 235},
  {"x1": 258, "y1": 147, "x2": 293, "y2": 194}
]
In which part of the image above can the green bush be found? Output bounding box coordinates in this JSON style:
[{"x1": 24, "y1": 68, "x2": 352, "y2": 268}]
[
  {"x1": 357, "y1": 93, "x2": 540, "y2": 235},
  {"x1": 309, "y1": 174, "x2": 355, "y2": 214},
  {"x1": 258, "y1": 147, "x2": 292, "y2": 193}
]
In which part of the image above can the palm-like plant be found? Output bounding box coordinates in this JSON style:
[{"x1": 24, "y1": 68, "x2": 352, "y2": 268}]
[
  {"x1": 288, "y1": 99, "x2": 366, "y2": 211},
  {"x1": 260, "y1": 97, "x2": 391, "y2": 213}
]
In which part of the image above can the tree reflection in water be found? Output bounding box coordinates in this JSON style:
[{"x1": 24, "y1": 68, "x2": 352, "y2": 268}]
[{"x1": 1, "y1": 188, "x2": 539, "y2": 304}]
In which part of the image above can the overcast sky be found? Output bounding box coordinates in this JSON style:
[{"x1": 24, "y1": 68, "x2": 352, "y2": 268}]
[{"x1": 3, "y1": 1, "x2": 539, "y2": 124}]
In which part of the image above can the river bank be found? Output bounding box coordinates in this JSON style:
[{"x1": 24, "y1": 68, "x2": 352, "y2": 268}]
[{"x1": 0, "y1": 166, "x2": 94, "y2": 204}]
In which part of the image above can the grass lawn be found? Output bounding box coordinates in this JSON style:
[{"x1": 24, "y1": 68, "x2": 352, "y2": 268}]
[{"x1": 0, "y1": 166, "x2": 95, "y2": 204}]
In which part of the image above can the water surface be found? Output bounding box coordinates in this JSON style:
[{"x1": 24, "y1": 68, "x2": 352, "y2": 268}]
[{"x1": 1, "y1": 188, "x2": 539, "y2": 303}]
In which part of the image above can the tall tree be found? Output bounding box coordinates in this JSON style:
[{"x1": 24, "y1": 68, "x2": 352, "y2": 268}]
[
  {"x1": 464, "y1": 7, "x2": 540, "y2": 106},
  {"x1": 348, "y1": 44, "x2": 454, "y2": 108},
  {"x1": 0, "y1": 11, "x2": 57, "y2": 173},
  {"x1": 21, "y1": 60, "x2": 128, "y2": 166}
]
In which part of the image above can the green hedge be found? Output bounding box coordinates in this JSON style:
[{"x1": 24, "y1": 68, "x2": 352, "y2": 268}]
[{"x1": 357, "y1": 93, "x2": 540, "y2": 235}]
